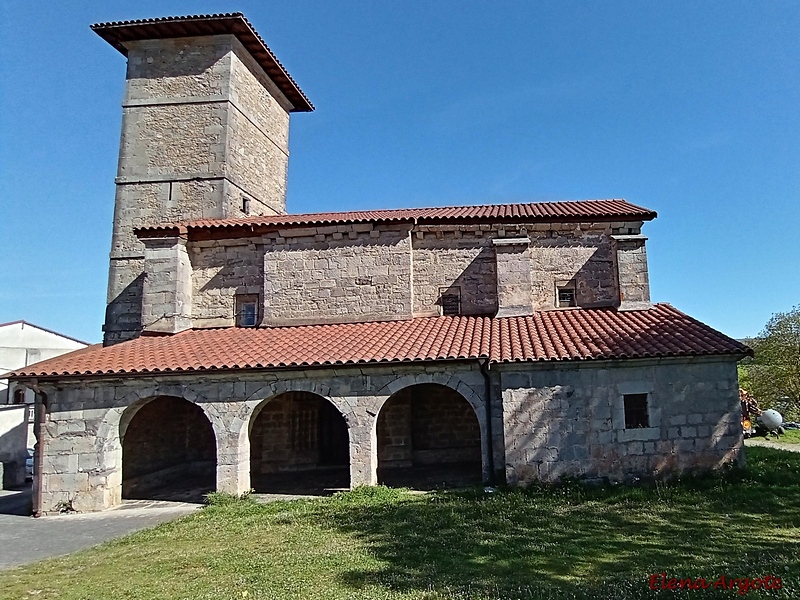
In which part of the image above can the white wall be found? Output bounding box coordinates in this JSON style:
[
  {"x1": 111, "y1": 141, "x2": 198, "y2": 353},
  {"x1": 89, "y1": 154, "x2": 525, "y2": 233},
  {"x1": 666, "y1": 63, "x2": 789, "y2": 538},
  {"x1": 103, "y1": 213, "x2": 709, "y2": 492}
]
[
  {"x1": 0, "y1": 404, "x2": 29, "y2": 488},
  {"x1": 1, "y1": 321, "x2": 88, "y2": 403}
]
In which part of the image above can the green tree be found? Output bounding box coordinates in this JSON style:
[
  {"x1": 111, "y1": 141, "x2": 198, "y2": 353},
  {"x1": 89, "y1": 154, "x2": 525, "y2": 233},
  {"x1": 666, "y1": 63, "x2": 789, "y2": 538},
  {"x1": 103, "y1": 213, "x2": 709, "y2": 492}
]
[{"x1": 743, "y1": 305, "x2": 800, "y2": 420}]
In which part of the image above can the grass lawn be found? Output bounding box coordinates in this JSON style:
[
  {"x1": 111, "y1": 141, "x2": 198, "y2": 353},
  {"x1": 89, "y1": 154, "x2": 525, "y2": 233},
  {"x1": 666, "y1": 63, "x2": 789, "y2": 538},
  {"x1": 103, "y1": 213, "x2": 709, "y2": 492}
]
[
  {"x1": 1, "y1": 447, "x2": 798, "y2": 600},
  {"x1": 752, "y1": 429, "x2": 800, "y2": 445}
]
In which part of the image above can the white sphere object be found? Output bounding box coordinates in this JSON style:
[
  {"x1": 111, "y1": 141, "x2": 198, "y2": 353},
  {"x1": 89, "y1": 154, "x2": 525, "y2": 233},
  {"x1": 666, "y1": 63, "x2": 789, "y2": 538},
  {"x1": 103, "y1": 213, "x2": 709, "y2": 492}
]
[{"x1": 759, "y1": 409, "x2": 783, "y2": 430}]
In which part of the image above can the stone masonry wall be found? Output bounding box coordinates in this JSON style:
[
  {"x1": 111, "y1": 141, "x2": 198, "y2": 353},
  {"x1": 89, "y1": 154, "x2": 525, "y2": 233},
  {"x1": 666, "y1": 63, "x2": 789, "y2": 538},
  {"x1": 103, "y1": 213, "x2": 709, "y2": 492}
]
[
  {"x1": 29, "y1": 364, "x2": 489, "y2": 513},
  {"x1": 24, "y1": 352, "x2": 744, "y2": 513},
  {"x1": 529, "y1": 229, "x2": 617, "y2": 310},
  {"x1": 142, "y1": 237, "x2": 193, "y2": 333},
  {"x1": 501, "y1": 357, "x2": 743, "y2": 485},
  {"x1": 412, "y1": 228, "x2": 497, "y2": 316},
  {"x1": 225, "y1": 38, "x2": 291, "y2": 214},
  {"x1": 262, "y1": 224, "x2": 414, "y2": 326},
  {"x1": 250, "y1": 392, "x2": 349, "y2": 474},
  {"x1": 615, "y1": 235, "x2": 651, "y2": 310},
  {"x1": 191, "y1": 237, "x2": 264, "y2": 328},
  {"x1": 376, "y1": 384, "x2": 482, "y2": 468},
  {"x1": 105, "y1": 34, "x2": 291, "y2": 344}
]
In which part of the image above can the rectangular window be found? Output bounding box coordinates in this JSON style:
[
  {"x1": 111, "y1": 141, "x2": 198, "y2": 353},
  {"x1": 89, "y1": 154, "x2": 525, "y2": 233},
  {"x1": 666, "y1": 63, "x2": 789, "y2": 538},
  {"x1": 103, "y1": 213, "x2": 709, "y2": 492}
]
[
  {"x1": 557, "y1": 286, "x2": 576, "y2": 308},
  {"x1": 235, "y1": 295, "x2": 259, "y2": 327},
  {"x1": 623, "y1": 394, "x2": 649, "y2": 429},
  {"x1": 439, "y1": 287, "x2": 461, "y2": 316}
]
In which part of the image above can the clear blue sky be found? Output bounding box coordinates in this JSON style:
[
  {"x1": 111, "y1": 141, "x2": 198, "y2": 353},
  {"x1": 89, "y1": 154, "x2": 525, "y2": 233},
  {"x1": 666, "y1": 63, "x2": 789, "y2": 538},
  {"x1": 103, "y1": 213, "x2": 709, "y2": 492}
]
[{"x1": 1, "y1": 1, "x2": 797, "y2": 344}]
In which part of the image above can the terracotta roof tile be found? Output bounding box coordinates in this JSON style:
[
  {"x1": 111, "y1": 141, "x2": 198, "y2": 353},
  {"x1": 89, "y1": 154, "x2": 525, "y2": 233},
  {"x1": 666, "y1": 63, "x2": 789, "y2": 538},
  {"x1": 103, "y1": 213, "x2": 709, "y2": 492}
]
[
  {"x1": 91, "y1": 13, "x2": 313, "y2": 112},
  {"x1": 135, "y1": 199, "x2": 656, "y2": 237},
  {"x1": 7, "y1": 305, "x2": 749, "y2": 380}
]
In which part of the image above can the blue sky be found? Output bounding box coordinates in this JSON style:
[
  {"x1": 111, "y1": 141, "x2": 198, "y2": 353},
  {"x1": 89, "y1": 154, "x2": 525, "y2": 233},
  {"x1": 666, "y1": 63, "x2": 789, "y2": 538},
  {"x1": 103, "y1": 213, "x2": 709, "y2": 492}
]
[{"x1": 0, "y1": 1, "x2": 797, "y2": 344}]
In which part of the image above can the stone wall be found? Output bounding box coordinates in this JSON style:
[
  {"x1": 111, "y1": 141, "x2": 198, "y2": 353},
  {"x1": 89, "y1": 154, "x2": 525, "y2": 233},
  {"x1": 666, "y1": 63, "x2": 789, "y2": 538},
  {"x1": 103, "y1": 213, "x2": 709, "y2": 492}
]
[
  {"x1": 142, "y1": 237, "x2": 193, "y2": 333},
  {"x1": 412, "y1": 230, "x2": 497, "y2": 316},
  {"x1": 22, "y1": 352, "x2": 744, "y2": 513},
  {"x1": 377, "y1": 383, "x2": 482, "y2": 468},
  {"x1": 250, "y1": 392, "x2": 349, "y2": 474},
  {"x1": 529, "y1": 229, "x2": 617, "y2": 310},
  {"x1": 121, "y1": 396, "x2": 216, "y2": 498},
  {"x1": 28, "y1": 364, "x2": 489, "y2": 513},
  {"x1": 226, "y1": 38, "x2": 291, "y2": 213},
  {"x1": 191, "y1": 237, "x2": 264, "y2": 328},
  {"x1": 501, "y1": 357, "x2": 743, "y2": 484},
  {"x1": 105, "y1": 34, "x2": 292, "y2": 344},
  {"x1": 172, "y1": 220, "x2": 646, "y2": 329},
  {"x1": 614, "y1": 235, "x2": 651, "y2": 310},
  {"x1": 262, "y1": 224, "x2": 414, "y2": 326}
]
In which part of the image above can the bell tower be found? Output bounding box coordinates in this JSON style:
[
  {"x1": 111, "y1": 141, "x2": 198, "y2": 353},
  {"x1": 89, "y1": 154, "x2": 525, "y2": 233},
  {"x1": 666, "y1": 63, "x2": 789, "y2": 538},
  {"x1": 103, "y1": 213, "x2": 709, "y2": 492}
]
[{"x1": 93, "y1": 13, "x2": 313, "y2": 344}]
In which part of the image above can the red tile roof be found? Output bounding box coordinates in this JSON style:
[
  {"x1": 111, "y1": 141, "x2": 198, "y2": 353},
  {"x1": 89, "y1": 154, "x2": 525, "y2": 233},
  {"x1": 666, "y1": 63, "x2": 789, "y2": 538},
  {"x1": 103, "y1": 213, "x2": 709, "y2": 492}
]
[
  {"x1": 135, "y1": 199, "x2": 656, "y2": 238},
  {"x1": 7, "y1": 305, "x2": 749, "y2": 380},
  {"x1": 91, "y1": 13, "x2": 313, "y2": 112}
]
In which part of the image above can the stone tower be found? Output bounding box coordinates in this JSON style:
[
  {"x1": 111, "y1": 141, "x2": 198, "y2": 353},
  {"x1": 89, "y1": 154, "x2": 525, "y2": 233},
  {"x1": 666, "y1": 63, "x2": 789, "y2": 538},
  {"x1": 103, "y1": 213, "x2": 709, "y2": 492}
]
[{"x1": 92, "y1": 13, "x2": 313, "y2": 344}]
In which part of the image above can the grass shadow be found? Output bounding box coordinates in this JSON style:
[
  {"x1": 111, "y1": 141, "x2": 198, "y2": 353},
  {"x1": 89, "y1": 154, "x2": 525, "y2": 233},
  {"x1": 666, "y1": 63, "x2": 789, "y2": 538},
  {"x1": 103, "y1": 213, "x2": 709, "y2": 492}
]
[{"x1": 312, "y1": 446, "x2": 800, "y2": 599}]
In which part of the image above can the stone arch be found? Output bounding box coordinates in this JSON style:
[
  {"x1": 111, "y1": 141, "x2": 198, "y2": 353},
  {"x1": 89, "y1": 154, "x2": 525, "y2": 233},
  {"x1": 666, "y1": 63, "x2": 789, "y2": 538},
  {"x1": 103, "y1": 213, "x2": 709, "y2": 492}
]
[
  {"x1": 96, "y1": 384, "x2": 213, "y2": 451},
  {"x1": 373, "y1": 373, "x2": 488, "y2": 484},
  {"x1": 93, "y1": 385, "x2": 217, "y2": 507},
  {"x1": 248, "y1": 389, "x2": 351, "y2": 495},
  {"x1": 375, "y1": 381, "x2": 484, "y2": 489},
  {"x1": 120, "y1": 395, "x2": 217, "y2": 501},
  {"x1": 242, "y1": 379, "x2": 348, "y2": 422},
  {"x1": 374, "y1": 373, "x2": 485, "y2": 418}
]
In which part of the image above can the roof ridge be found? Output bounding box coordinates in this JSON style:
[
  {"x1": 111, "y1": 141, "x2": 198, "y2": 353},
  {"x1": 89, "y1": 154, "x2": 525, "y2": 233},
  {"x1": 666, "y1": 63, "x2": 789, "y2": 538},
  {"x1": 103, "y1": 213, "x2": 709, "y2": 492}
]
[{"x1": 135, "y1": 198, "x2": 657, "y2": 237}]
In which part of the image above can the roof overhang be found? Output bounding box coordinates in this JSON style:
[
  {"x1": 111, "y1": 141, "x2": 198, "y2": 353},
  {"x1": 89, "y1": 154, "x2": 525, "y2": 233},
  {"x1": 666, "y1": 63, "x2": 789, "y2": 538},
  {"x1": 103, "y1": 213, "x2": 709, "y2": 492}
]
[{"x1": 91, "y1": 12, "x2": 313, "y2": 112}]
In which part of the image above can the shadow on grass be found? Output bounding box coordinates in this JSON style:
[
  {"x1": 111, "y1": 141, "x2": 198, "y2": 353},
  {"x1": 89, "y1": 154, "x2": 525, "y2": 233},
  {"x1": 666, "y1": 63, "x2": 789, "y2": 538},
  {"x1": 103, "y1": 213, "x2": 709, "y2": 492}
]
[{"x1": 314, "y1": 446, "x2": 800, "y2": 599}]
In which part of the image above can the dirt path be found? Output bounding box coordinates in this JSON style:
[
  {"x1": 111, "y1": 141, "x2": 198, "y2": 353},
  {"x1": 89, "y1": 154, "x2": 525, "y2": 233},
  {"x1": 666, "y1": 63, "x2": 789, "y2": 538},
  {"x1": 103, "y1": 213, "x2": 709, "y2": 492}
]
[{"x1": 745, "y1": 437, "x2": 800, "y2": 453}]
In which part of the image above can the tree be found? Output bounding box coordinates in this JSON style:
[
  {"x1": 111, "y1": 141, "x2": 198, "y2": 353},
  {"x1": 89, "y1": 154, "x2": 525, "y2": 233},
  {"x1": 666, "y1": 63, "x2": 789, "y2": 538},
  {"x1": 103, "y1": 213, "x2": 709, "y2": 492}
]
[{"x1": 741, "y1": 305, "x2": 800, "y2": 420}]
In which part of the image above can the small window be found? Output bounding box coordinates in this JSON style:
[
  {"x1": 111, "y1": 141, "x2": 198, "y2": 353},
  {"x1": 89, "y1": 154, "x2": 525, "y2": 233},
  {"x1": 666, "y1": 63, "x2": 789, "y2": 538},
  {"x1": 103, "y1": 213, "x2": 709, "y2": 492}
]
[
  {"x1": 242, "y1": 197, "x2": 251, "y2": 215},
  {"x1": 439, "y1": 287, "x2": 461, "y2": 316},
  {"x1": 13, "y1": 389, "x2": 26, "y2": 405},
  {"x1": 235, "y1": 295, "x2": 258, "y2": 327},
  {"x1": 623, "y1": 394, "x2": 649, "y2": 429},
  {"x1": 557, "y1": 286, "x2": 576, "y2": 308}
]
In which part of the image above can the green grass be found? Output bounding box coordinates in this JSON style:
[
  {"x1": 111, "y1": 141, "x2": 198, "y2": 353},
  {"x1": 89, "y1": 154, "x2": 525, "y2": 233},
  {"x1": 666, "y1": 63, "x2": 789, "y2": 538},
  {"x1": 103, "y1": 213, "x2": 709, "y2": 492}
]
[
  {"x1": 754, "y1": 429, "x2": 800, "y2": 445},
  {"x1": 1, "y1": 447, "x2": 799, "y2": 600}
]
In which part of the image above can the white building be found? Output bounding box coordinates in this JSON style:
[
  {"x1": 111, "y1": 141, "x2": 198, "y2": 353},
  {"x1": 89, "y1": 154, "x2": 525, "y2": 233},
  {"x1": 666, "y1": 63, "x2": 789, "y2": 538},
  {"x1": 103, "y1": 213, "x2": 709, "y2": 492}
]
[
  {"x1": 1, "y1": 320, "x2": 89, "y2": 406},
  {"x1": 0, "y1": 321, "x2": 88, "y2": 487}
]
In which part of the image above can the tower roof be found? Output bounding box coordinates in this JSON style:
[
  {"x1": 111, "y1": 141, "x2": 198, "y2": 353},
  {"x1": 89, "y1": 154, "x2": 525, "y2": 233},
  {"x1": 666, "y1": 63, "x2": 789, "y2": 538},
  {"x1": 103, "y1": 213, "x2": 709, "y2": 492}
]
[{"x1": 91, "y1": 12, "x2": 314, "y2": 112}]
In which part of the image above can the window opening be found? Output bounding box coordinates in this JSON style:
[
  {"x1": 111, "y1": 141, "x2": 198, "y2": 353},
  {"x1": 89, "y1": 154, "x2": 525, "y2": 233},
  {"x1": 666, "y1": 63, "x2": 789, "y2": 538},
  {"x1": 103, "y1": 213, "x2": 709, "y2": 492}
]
[
  {"x1": 235, "y1": 295, "x2": 259, "y2": 327},
  {"x1": 439, "y1": 287, "x2": 461, "y2": 316},
  {"x1": 623, "y1": 393, "x2": 649, "y2": 429},
  {"x1": 557, "y1": 286, "x2": 576, "y2": 308}
]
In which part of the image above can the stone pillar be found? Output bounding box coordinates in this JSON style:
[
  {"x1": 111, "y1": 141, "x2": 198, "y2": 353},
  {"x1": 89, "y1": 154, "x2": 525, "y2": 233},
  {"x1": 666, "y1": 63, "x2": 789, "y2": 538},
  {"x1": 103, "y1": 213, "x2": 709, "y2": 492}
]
[
  {"x1": 493, "y1": 237, "x2": 533, "y2": 317},
  {"x1": 141, "y1": 236, "x2": 193, "y2": 334},
  {"x1": 348, "y1": 403, "x2": 378, "y2": 487},
  {"x1": 215, "y1": 430, "x2": 251, "y2": 497},
  {"x1": 613, "y1": 235, "x2": 651, "y2": 311},
  {"x1": 202, "y1": 401, "x2": 253, "y2": 496}
]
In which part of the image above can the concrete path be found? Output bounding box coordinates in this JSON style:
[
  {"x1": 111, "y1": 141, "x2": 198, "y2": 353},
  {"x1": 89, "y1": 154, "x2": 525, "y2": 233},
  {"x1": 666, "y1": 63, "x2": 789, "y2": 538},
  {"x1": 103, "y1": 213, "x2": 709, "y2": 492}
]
[
  {"x1": 0, "y1": 486, "x2": 200, "y2": 570},
  {"x1": 745, "y1": 437, "x2": 800, "y2": 453}
]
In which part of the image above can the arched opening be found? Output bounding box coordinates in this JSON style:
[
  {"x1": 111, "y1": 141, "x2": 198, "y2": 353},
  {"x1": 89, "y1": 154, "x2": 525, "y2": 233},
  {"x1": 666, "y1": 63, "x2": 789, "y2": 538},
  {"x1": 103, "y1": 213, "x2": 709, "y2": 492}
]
[
  {"x1": 250, "y1": 391, "x2": 350, "y2": 495},
  {"x1": 377, "y1": 383, "x2": 482, "y2": 489},
  {"x1": 121, "y1": 396, "x2": 216, "y2": 502}
]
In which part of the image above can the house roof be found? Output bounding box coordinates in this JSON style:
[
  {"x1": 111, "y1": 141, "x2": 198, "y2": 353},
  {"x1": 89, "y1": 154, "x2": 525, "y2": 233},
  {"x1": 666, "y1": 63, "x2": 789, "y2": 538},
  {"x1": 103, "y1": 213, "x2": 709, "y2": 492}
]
[
  {"x1": 135, "y1": 199, "x2": 657, "y2": 239},
  {"x1": 0, "y1": 320, "x2": 90, "y2": 346},
  {"x1": 6, "y1": 304, "x2": 749, "y2": 380},
  {"x1": 91, "y1": 13, "x2": 313, "y2": 112}
]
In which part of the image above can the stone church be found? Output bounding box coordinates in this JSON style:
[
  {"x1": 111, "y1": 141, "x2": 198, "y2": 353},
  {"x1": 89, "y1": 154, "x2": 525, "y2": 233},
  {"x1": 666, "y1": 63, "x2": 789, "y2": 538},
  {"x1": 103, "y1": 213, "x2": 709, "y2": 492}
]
[{"x1": 8, "y1": 14, "x2": 749, "y2": 514}]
